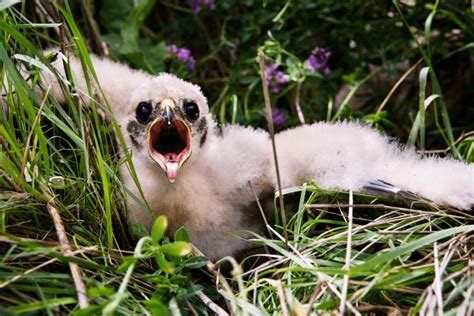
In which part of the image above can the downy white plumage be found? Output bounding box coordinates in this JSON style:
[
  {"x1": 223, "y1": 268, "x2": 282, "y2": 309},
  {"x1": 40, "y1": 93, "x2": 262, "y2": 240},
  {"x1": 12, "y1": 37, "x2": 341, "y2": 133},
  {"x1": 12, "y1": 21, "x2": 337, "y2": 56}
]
[{"x1": 41, "y1": 51, "x2": 474, "y2": 260}]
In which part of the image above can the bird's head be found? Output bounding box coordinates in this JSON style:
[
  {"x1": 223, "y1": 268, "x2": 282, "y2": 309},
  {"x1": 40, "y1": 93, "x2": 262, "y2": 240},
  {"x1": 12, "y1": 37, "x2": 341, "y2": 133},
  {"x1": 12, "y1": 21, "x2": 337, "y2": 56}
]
[{"x1": 123, "y1": 74, "x2": 210, "y2": 183}]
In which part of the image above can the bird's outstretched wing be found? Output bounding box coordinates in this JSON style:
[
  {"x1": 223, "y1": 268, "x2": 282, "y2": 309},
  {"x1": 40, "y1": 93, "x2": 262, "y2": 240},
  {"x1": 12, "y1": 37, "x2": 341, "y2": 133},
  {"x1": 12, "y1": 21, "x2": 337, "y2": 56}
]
[{"x1": 275, "y1": 121, "x2": 474, "y2": 210}]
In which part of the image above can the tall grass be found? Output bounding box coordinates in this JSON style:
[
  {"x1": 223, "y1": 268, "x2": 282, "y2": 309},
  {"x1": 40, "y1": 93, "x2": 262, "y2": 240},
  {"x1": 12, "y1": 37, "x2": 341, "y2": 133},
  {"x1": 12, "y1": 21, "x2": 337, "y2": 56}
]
[{"x1": 1, "y1": 1, "x2": 473, "y2": 315}]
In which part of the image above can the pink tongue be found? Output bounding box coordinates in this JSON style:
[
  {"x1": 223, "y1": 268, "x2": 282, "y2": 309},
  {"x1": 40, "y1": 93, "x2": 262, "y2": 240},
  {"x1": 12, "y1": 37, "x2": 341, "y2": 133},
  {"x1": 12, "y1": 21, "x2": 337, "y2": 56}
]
[
  {"x1": 164, "y1": 153, "x2": 178, "y2": 160},
  {"x1": 165, "y1": 161, "x2": 179, "y2": 183}
]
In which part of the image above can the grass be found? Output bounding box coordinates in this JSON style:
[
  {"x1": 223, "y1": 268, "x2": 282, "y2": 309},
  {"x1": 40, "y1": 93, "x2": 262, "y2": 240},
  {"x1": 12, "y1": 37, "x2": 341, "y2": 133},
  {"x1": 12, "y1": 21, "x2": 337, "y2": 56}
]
[{"x1": 1, "y1": 1, "x2": 473, "y2": 315}]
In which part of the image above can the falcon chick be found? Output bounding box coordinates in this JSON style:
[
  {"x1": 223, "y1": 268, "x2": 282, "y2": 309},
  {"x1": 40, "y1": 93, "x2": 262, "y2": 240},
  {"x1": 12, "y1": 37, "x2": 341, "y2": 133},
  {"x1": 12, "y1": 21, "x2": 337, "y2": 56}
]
[{"x1": 42, "y1": 52, "x2": 474, "y2": 260}]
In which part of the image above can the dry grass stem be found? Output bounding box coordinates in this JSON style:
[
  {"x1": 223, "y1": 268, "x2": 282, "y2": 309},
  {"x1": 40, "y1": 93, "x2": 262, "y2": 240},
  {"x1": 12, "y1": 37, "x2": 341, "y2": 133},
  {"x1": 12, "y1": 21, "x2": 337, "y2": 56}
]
[
  {"x1": 419, "y1": 131, "x2": 474, "y2": 154},
  {"x1": 257, "y1": 50, "x2": 289, "y2": 249},
  {"x1": 375, "y1": 58, "x2": 422, "y2": 114},
  {"x1": 248, "y1": 180, "x2": 273, "y2": 238},
  {"x1": 275, "y1": 279, "x2": 289, "y2": 316}
]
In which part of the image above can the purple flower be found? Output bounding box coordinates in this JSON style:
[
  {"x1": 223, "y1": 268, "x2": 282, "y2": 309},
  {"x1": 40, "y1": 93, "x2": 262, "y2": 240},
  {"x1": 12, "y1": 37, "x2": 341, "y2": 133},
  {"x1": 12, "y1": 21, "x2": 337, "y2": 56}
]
[
  {"x1": 307, "y1": 47, "x2": 331, "y2": 76},
  {"x1": 187, "y1": 0, "x2": 214, "y2": 14},
  {"x1": 166, "y1": 44, "x2": 178, "y2": 54},
  {"x1": 176, "y1": 48, "x2": 191, "y2": 62},
  {"x1": 166, "y1": 45, "x2": 196, "y2": 72},
  {"x1": 266, "y1": 63, "x2": 288, "y2": 94},
  {"x1": 272, "y1": 108, "x2": 286, "y2": 125}
]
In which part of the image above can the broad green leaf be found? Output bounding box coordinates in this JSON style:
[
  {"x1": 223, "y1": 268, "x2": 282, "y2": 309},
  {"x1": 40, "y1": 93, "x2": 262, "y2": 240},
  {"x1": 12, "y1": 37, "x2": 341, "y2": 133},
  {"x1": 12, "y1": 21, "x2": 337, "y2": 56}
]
[
  {"x1": 174, "y1": 227, "x2": 189, "y2": 242},
  {"x1": 184, "y1": 256, "x2": 209, "y2": 269}
]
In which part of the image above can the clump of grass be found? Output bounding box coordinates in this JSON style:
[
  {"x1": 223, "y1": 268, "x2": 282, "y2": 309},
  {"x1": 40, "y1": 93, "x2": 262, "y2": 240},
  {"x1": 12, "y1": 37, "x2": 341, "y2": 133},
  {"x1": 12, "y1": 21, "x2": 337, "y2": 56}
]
[
  {"x1": 1, "y1": 1, "x2": 473, "y2": 315},
  {"x1": 1, "y1": 3, "x2": 210, "y2": 314},
  {"x1": 221, "y1": 186, "x2": 473, "y2": 314}
]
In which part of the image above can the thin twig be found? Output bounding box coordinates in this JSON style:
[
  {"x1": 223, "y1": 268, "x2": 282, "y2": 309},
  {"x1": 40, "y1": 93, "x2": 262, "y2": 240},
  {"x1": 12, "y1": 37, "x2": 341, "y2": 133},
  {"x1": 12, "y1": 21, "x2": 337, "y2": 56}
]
[
  {"x1": 417, "y1": 131, "x2": 474, "y2": 154},
  {"x1": 196, "y1": 291, "x2": 229, "y2": 316},
  {"x1": 82, "y1": 0, "x2": 109, "y2": 57},
  {"x1": 38, "y1": 0, "x2": 68, "y2": 52},
  {"x1": 356, "y1": 303, "x2": 405, "y2": 314},
  {"x1": 305, "y1": 282, "x2": 325, "y2": 316},
  {"x1": 258, "y1": 50, "x2": 289, "y2": 250},
  {"x1": 248, "y1": 181, "x2": 273, "y2": 238},
  {"x1": 376, "y1": 58, "x2": 423, "y2": 114},
  {"x1": 44, "y1": 191, "x2": 89, "y2": 308},
  {"x1": 185, "y1": 299, "x2": 199, "y2": 316},
  {"x1": 34, "y1": 0, "x2": 60, "y2": 37},
  {"x1": 191, "y1": 245, "x2": 235, "y2": 313}
]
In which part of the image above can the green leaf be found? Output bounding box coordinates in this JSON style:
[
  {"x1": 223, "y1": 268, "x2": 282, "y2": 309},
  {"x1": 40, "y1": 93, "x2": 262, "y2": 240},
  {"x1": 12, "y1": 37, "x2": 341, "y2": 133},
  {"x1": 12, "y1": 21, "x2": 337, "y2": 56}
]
[
  {"x1": 185, "y1": 284, "x2": 205, "y2": 298},
  {"x1": 99, "y1": 0, "x2": 133, "y2": 33},
  {"x1": 151, "y1": 215, "x2": 168, "y2": 244},
  {"x1": 184, "y1": 256, "x2": 209, "y2": 269},
  {"x1": 174, "y1": 227, "x2": 189, "y2": 242},
  {"x1": 87, "y1": 286, "x2": 116, "y2": 297},
  {"x1": 118, "y1": 256, "x2": 138, "y2": 272},
  {"x1": 161, "y1": 242, "x2": 192, "y2": 257},
  {"x1": 71, "y1": 305, "x2": 103, "y2": 316},
  {"x1": 155, "y1": 252, "x2": 174, "y2": 274},
  {"x1": 142, "y1": 41, "x2": 167, "y2": 74},
  {"x1": 143, "y1": 299, "x2": 171, "y2": 316},
  {"x1": 408, "y1": 67, "x2": 431, "y2": 148}
]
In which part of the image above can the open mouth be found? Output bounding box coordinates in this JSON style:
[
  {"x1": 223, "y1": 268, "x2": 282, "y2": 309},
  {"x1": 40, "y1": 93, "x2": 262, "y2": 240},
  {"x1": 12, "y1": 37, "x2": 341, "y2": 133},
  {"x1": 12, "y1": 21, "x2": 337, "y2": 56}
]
[{"x1": 148, "y1": 119, "x2": 191, "y2": 183}]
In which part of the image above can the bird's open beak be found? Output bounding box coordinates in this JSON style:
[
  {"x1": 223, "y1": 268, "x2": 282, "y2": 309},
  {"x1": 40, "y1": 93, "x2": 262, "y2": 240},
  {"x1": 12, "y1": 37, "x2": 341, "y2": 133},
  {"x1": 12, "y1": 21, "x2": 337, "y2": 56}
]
[{"x1": 147, "y1": 98, "x2": 192, "y2": 183}]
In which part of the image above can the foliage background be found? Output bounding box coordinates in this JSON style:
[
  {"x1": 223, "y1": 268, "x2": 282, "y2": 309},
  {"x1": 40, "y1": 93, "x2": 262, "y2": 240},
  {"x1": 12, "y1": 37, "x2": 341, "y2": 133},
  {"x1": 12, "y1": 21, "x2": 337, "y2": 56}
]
[{"x1": 84, "y1": 0, "x2": 473, "y2": 142}]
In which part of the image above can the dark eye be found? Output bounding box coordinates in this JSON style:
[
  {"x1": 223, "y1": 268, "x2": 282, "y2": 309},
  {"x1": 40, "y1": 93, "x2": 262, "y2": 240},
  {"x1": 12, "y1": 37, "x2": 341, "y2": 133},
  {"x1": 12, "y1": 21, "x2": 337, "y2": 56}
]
[
  {"x1": 136, "y1": 101, "x2": 153, "y2": 123},
  {"x1": 183, "y1": 101, "x2": 199, "y2": 121}
]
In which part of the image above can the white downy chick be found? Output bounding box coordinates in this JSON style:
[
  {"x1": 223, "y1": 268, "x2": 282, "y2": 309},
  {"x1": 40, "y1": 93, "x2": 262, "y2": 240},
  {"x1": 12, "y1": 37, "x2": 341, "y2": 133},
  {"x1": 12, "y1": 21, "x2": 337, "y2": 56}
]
[
  {"x1": 42, "y1": 52, "x2": 273, "y2": 260},
  {"x1": 41, "y1": 51, "x2": 473, "y2": 260}
]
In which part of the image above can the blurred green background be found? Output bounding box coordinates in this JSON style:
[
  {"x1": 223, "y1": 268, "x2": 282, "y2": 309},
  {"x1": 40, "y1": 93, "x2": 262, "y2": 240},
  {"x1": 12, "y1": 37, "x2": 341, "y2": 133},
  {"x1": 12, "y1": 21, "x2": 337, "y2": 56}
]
[{"x1": 21, "y1": 0, "x2": 474, "y2": 147}]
